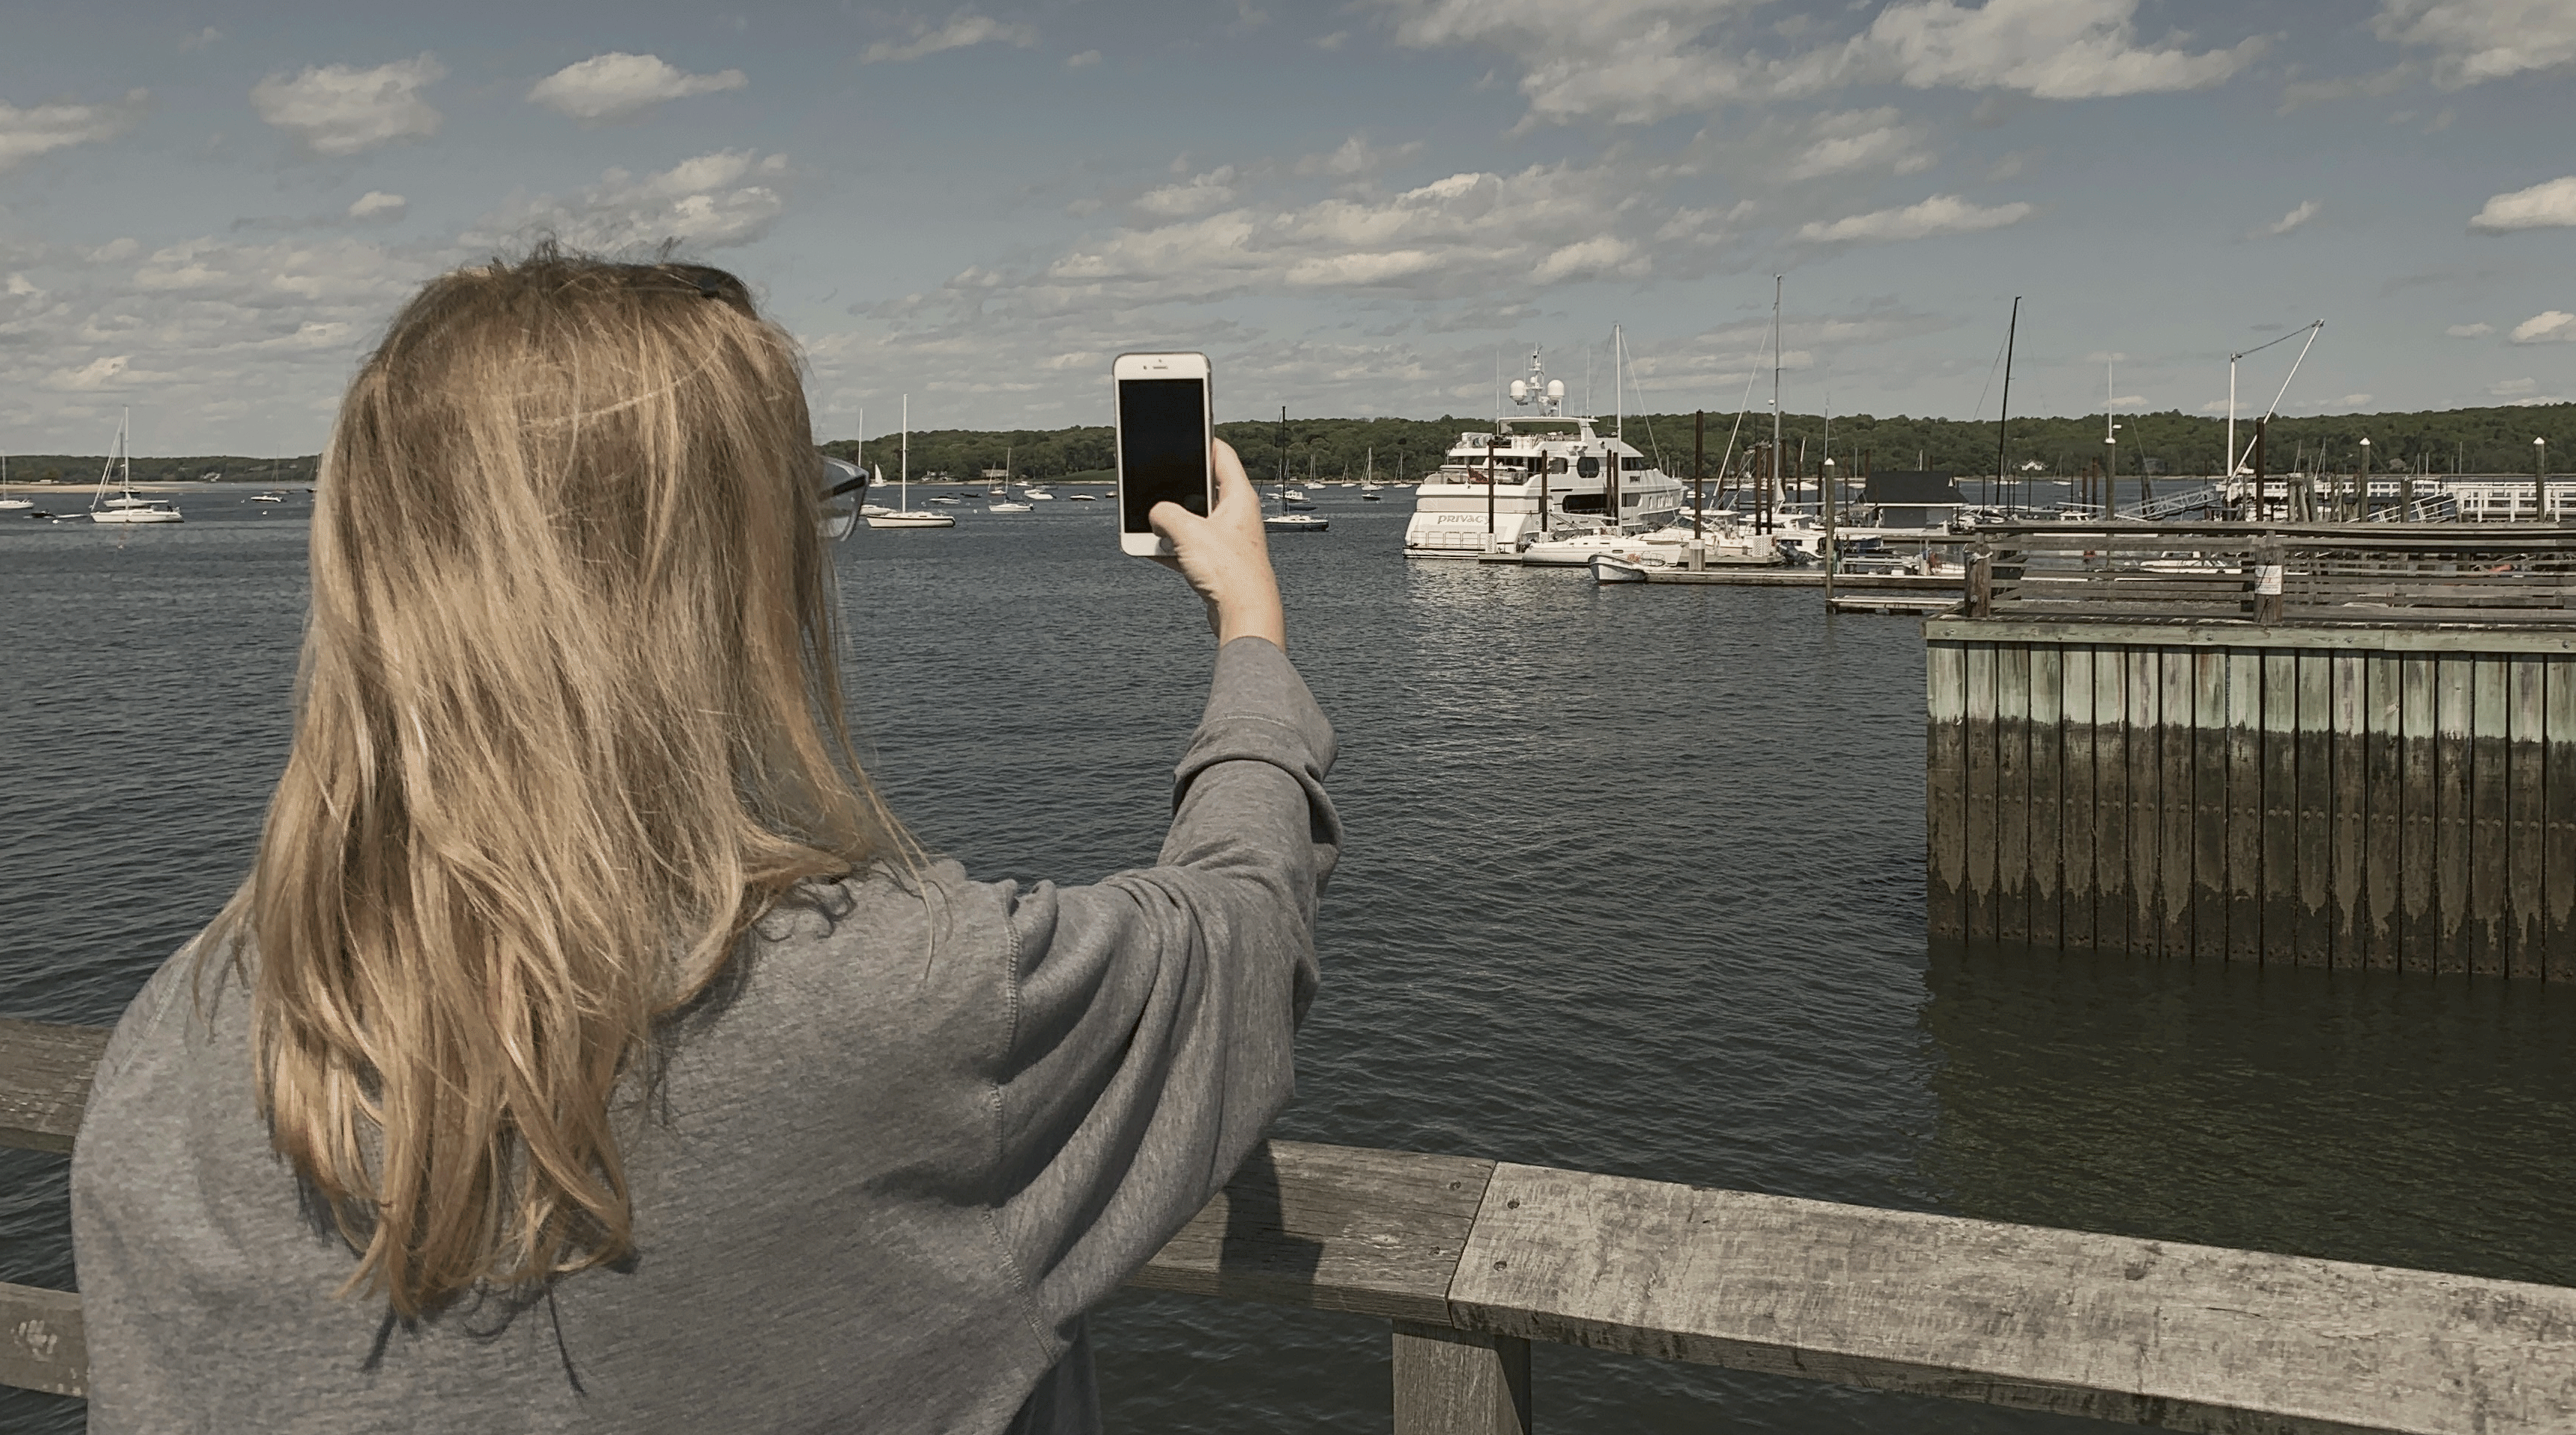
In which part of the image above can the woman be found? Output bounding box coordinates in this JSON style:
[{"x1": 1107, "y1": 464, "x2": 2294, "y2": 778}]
[{"x1": 69, "y1": 250, "x2": 1337, "y2": 1432}]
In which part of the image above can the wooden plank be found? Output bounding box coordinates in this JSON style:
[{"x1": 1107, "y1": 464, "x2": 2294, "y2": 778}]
[
  {"x1": 1996, "y1": 644, "x2": 2033, "y2": 945},
  {"x1": 2095, "y1": 649, "x2": 2132, "y2": 953},
  {"x1": 1130, "y1": 1141, "x2": 1492, "y2": 1325},
  {"x1": 2435, "y1": 656, "x2": 2474, "y2": 974},
  {"x1": 2161, "y1": 647, "x2": 2197, "y2": 958},
  {"x1": 2224, "y1": 649, "x2": 2264, "y2": 963},
  {"x1": 2331, "y1": 652, "x2": 2368, "y2": 968},
  {"x1": 2262, "y1": 650, "x2": 2299, "y2": 964},
  {"x1": 2027, "y1": 644, "x2": 2064, "y2": 950},
  {"x1": 2507, "y1": 656, "x2": 2547, "y2": 979},
  {"x1": 1392, "y1": 1322, "x2": 1532, "y2": 1435},
  {"x1": 2549, "y1": 655, "x2": 2576, "y2": 983},
  {"x1": 2127, "y1": 647, "x2": 2163, "y2": 953},
  {"x1": 1925, "y1": 641, "x2": 1970, "y2": 941},
  {"x1": 2192, "y1": 648, "x2": 2231, "y2": 962},
  {"x1": 1926, "y1": 617, "x2": 2576, "y2": 659},
  {"x1": 2469, "y1": 656, "x2": 2511, "y2": 976},
  {"x1": 2295, "y1": 651, "x2": 2335, "y2": 968},
  {"x1": 2361, "y1": 650, "x2": 2403, "y2": 970},
  {"x1": 1450, "y1": 1162, "x2": 2576, "y2": 1435},
  {"x1": 1965, "y1": 644, "x2": 2000, "y2": 942},
  {"x1": 0, "y1": 1019, "x2": 113, "y2": 1154},
  {"x1": 2061, "y1": 647, "x2": 2099, "y2": 950},
  {"x1": 0, "y1": 1281, "x2": 84, "y2": 1398},
  {"x1": 2400, "y1": 656, "x2": 2439, "y2": 974}
]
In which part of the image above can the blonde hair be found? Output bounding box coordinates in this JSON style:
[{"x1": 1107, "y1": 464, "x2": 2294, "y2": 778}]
[{"x1": 209, "y1": 246, "x2": 906, "y2": 1316}]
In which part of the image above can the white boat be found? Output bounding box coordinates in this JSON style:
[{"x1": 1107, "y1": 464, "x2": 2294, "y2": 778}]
[
  {"x1": 252, "y1": 491, "x2": 287, "y2": 504},
  {"x1": 1023, "y1": 488, "x2": 1055, "y2": 501},
  {"x1": 1265, "y1": 512, "x2": 1329, "y2": 532},
  {"x1": 0, "y1": 454, "x2": 29, "y2": 512},
  {"x1": 1524, "y1": 515, "x2": 1785, "y2": 569},
  {"x1": 89, "y1": 411, "x2": 181, "y2": 524},
  {"x1": 1067, "y1": 492, "x2": 1097, "y2": 501},
  {"x1": 1360, "y1": 450, "x2": 1381, "y2": 500},
  {"x1": 865, "y1": 396, "x2": 956, "y2": 529},
  {"x1": 1591, "y1": 554, "x2": 1652, "y2": 582},
  {"x1": 988, "y1": 498, "x2": 1032, "y2": 513},
  {"x1": 1403, "y1": 348, "x2": 1680, "y2": 558}
]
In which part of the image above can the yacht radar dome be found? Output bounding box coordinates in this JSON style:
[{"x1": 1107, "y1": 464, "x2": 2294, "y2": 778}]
[{"x1": 1508, "y1": 349, "x2": 1565, "y2": 418}]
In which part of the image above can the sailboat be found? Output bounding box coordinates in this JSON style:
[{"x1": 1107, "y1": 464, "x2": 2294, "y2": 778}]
[
  {"x1": 988, "y1": 447, "x2": 1032, "y2": 511},
  {"x1": 90, "y1": 410, "x2": 181, "y2": 524},
  {"x1": 1264, "y1": 406, "x2": 1327, "y2": 533},
  {"x1": 1360, "y1": 447, "x2": 1382, "y2": 500},
  {"x1": 867, "y1": 395, "x2": 955, "y2": 529},
  {"x1": 0, "y1": 453, "x2": 31, "y2": 514}
]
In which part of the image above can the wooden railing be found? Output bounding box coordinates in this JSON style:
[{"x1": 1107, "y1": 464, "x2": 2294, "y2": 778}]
[
  {"x1": 12, "y1": 1015, "x2": 2576, "y2": 1432},
  {"x1": 1962, "y1": 523, "x2": 2576, "y2": 626}
]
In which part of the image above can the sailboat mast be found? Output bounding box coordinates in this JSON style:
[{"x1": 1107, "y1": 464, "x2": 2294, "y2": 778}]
[
  {"x1": 1615, "y1": 323, "x2": 1624, "y2": 442},
  {"x1": 1771, "y1": 276, "x2": 1783, "y2": 519},
  {"x1": 1995, "y1": 297, "x2": 2020, "y2": 505},
  {"x1": 899, "y1": 393, "x2": 908, "y2": 506}
]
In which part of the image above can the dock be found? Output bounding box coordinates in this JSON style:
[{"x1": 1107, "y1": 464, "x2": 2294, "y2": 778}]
[
  {"x1": 7, "y1": 1013, "x2": 2576, "y2": 1431},
  {"x1": 1927, "y1": 523, "x2": 2576, "y2": 973}
]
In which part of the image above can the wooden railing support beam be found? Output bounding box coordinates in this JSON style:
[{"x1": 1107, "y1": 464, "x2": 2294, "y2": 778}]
[{"x1": 1391, "y1": 1320, "x2": 1530, "y2": 1435}]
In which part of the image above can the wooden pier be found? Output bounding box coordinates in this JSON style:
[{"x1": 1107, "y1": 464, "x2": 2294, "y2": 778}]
[
  {"x1": 13, "y1": 1014, "x2": 2576, "y2": 1431},
  {"x1": 1929, "y1": 523, "x2": 2576, "y2": 972}
]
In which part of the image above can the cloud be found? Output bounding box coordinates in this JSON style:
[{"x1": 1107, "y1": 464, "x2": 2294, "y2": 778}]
[
  {"x1": 1066, "y1": 50, "x2": 1102, "y2": 68},
  {"x1": 2277, "y1": 63, "x2": 2415, "y2": 110},
  {"x1": 2340, "y1": 393, "x2": 2374, "y2": 406},
  {"x1": 1795, "y1": 193, "x2": 2033, "y2": 244},
  {"x1": 251, "y1": 55, "x2": 445, "y2": 157},
  {"x1": 467, "y1": 151, "x2": 790, "y2": 250},
  {"x1": 527, "y1": 53, "x2": 747, "y2": 122},
  {"x1": 1294, "y1": 134, "x2": 1425, "y2": 178},
  {"x1": 1781, "y1": 108, "x2": 1935, "y2": 179},
  {"x1": 1369, "y1": 0, "x2": 2261, "y2": 128},
  {"x1": 2253, "y1": 199, "x2": 2320, "y2": 237},
  {"x1": 0, "y1": 90, "x2": 150, "y2": 172},
  {"x1": 179, "y1": 27, "x2": 222, "y2": 52},
  {"x1": 2373, "y1": 0, "x2": 2576, "y2": 87},
  {"x1": 347, "y1": 190, "x2": 406, "y2": 221},
  {"x1": 45, "y1": 355, "x2": 131, "y2": 391},
  {"x1": 2494, "y1": 377, "x2": 2538, "y2": 396},
  {"x1": 2448, "y1": 322, "x2": 2493, "y2": 337},
  {"x1": 2470, "y1": 175, "x2": 2576, "y2": 232},
  {"x1": 2510, "y1": 311, "x2": 2576, "y2": 343},
  {"x1": 1132, "y1": 166, "x2": 1240, "y2": 220},
  {"x1": 862, "y1": 13, "x2": 1039, "y2": 63}
]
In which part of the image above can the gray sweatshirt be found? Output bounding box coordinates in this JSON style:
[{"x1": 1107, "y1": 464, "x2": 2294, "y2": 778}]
[{"x1": 71, "y1": 635, "x2": 1336, "y2": 1434}]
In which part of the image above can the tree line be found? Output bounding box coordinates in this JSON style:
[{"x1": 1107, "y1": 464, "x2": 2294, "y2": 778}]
[{"x1": 23, "y1": 402, "x2": 2569, "y2": 490}]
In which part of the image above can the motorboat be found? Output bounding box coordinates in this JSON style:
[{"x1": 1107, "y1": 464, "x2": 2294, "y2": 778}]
[
  {"x1": 1023, "y1": 488, "x2": 1056, "y2": 501},
  {"x1": 1524, "y1": 517, "x2": 1785, "y2": 569},
  {"x1": 252, "y1": 491, "x2": 288, "y2": 503},
  {"x1": 1264, "y1": 512, "x2": 1329, "y2": 533},
  {"x1": 988, "y1": 498, "x2": 1033, "y2": 513},
  {"x1": 1067, "y1": 491, "x2": 1097, "y2": 501},
  {"x1": 1403, "y1": 349, "x2": 1680, "y2": 558}
]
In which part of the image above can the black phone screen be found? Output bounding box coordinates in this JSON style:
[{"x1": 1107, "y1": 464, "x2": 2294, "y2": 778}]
[{"x1": 1117, "y1": 377, "x2": 1211, "y2": 534}]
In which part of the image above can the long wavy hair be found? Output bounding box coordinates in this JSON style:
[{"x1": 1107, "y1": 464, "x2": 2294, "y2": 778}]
[{"x1": 208, "y1": 247, "x2": 906, "y2": 1317}]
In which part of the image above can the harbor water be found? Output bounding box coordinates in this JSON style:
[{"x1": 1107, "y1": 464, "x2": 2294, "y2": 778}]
[{"x1": 7, "y1": 491, "x2": 2576, "y2": 1431}]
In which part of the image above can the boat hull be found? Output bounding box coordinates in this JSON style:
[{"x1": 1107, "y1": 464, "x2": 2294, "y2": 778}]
[
  {"x1": 90, "y1": 508, "x2": 182, "y2": 524},
  {"x1": 866, "y1": 514, "x2": 956, "y2": 529}
]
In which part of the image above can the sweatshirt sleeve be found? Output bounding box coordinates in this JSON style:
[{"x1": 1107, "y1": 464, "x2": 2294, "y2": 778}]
[{"x1": 991, "y1": 635, "x2": 1338, "y2": 1345}]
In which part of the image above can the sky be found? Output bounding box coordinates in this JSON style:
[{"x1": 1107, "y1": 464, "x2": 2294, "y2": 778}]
[{"x1": 2, "y1": 0, "x2": 2573, "y2": 455}]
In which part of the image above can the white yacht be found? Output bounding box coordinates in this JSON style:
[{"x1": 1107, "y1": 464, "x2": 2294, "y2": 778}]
[
  {"x1": 1401, "y1": 350, "x2": 1682, "y2": 558},
  {"x1": 865, "y1": 396, "x2": 957, "y2": 529},
  {"x1": 89, "y1": 411, "x2": 182, "y2": 524}
]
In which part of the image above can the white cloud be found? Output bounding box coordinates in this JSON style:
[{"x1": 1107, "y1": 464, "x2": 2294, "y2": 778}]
[
  {"x1": 2470, "y1": 175, "x2": 2576, "y2": 232},
  {"x1": 1066, "y1": 50, "x2": 1103, "y2": 68},
  {"x1": 2373, "y1": 0, "x2": 2576, "y2": 87},
  {"x1": 2341, "y1": 393, "x2": 2374, "y2": 405},
  {"x1": 1795, "y1": 193, "x2": 2033, "y2": 244},
  {"x1": 45, "y1": 355, "x2": 131, "y2": 391},
  {"x1": 2254, "y1": 199, "x2": 2320, "y2": 237},
  {"x1": 1370, "y1": 0, "x2": 2260, "y2": 128},
  {"x1": 468, "y1": 151, "x2": 790, "y2": 251},
  {"x1": 251, "y1": 55, "x2": 445, "y2": 157},
  {"x1": 1294, "y1": 134, "x2": 1424, "y2": 178},
  {"x1": 179, "y1": 28, "x2": 222, "y2": 52},
  {"x1": 862, "y1": 13, "x2": 1039, "y2": 63},
  {"x1": 0, "y1": 90, "x2": 150, "y2": 172},
  {"x1": 2448, "y1": 322, "x2": 2494, "y2": 337},
  {"x1": 347, "y1": 190, "x2": 406, "y2": 221},
  {"x1": 1782, "y1": 108, "x2": 1935, "y2": 179},
  {"x1": 2494, "y1": 377, "x2": 2539, "y2": 396},
  {"x1": 1133, "y1": 166, "x2": 1240, "y2": 220},
  {"x1": 527, "y1": 53, "x2": 747, "y2": 122},
  {"x1": 2510, "y1": 311, "x2": 2576, "y2": 343}
]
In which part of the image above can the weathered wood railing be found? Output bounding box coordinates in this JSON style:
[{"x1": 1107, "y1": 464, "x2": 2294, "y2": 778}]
[
  {"x1": 13, "y1": 1015, "x2": 2576, "y2": 1432},
  {"x1": 1962, "y1": 523, "x2": 2576, "y2": 626}
]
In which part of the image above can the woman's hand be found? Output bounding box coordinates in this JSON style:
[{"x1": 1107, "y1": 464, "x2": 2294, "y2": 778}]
[{"x1": 1150, "y1": 440, "x2": 1286, "y2": 650}]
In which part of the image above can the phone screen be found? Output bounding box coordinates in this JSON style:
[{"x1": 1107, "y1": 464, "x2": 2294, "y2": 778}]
[{"x1": 1117, "y1": 377, "x2": 1211, "y2": 534}]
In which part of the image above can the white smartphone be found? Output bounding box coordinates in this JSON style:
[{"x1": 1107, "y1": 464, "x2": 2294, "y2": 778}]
[{"x1": 1113, "y1": 352, "x2": 1213, "y2": 557}]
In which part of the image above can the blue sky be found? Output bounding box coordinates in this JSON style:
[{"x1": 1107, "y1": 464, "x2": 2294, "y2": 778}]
[{"x1": 3, "y1": 0, "x2": 2572, "y2": 454}]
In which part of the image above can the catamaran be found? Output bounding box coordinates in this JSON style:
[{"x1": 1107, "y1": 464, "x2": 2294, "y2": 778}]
[{"x1": 1401, "y1": 346, "x2": 1680, "y2": 558}]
